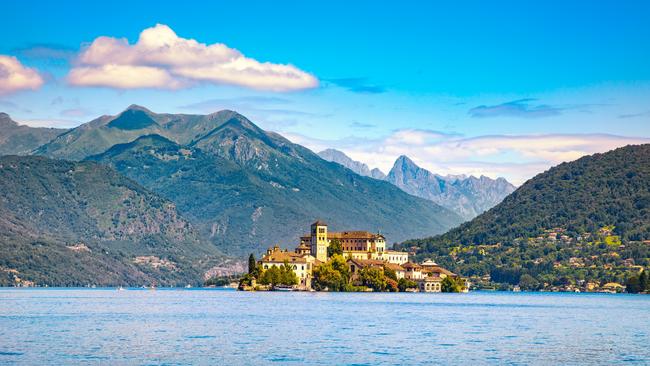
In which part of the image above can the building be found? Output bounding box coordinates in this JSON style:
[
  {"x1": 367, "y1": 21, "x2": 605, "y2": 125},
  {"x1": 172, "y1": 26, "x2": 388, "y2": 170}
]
[
  {"x1": 259, "y1": 245, "x2": 319, "y2": 289},
  {"x1": 419, "y1": 276, "x2": 443, "y2": 292},
  {"x1": 384, "y1": 250, "x2": 409, "y2": 265},
  {"x1": 347, "y1": 258, "x2": 387, "y2": 282},
  {"x1": 256, "y1": 221, "x2": 463, "y2": 292},
  {"x1": 402, "y1": 262, "x2": 424, "y2": 280},
  {"x1": 300, "y1": 220, "x2": 409, "y2": 264}
]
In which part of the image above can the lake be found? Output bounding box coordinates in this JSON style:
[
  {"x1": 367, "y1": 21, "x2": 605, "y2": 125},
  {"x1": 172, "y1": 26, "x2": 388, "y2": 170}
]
[{"x1": 0, "y1": 289, "x2": 648, "y2": 365}]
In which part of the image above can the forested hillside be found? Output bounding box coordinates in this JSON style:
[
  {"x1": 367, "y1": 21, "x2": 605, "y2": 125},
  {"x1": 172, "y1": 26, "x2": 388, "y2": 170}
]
[{"x1": 400, "y1": 145, "x2": 650, "y2": 290}]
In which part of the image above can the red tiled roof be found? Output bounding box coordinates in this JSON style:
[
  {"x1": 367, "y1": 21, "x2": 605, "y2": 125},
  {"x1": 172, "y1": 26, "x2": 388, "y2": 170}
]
[
  {"x1": 347, "y1": 258, "x2": 385, "y2": 268},
  {"x1": 383, "y1": 263, "x2": 405, "y2": 272},
  {"x1": 401, "y1": 262, "x2": 422, "y2": 270},
  {"x1": 261, "y1": 247, "x2": 308, "y2": 263},
  {"x1": 422, "y1": 266, "x2": 455, "y2": 276}
]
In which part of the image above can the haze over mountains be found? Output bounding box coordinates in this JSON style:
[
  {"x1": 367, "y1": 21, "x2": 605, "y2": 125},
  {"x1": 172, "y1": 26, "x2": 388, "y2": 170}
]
[
  {"x1": 318, "y1": 149, "x2": 516, "y2": 220},
  {"x1": 318, "y1": 149, "x2": 387, "y2": 180}
]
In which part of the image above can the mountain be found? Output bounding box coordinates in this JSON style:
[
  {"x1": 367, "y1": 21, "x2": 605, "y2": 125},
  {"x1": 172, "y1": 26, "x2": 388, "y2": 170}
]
[
  {"x1": 70, "y1": 107, "x2": 464, "y2": 256},
  {"x1": 370, "y1": 168, "x2": 387, "y2": 180},
  {"x1": 35, "y1": 105, "x2": 245, "y2": 161},
  {"x1": 318, "y1": 148, "x2": 386, "y2": 179},
  {"x1": 0, "y1": 155, "x2": 227, "y2": 287},
  {"x1": 318, "y1": 149, "x2": 387, "y2": 180},
  {"x1": 399, "y1": 144, "x2": 650, "y2": 288},
  {"x1": 387, "y1": 156, "x2": 515, "y2": 220},
  {"x1": 0, "y1": 113, "x2": 67, "y2": 155},
  {"x1": 318, "y1": 149, "x2": 515, "y2": 220}
]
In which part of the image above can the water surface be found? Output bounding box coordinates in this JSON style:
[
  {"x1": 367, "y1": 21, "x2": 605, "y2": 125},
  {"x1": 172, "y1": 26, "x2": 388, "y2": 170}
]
[{"x1": 0, "y1": 289, "x2": 648, "y2": 365}]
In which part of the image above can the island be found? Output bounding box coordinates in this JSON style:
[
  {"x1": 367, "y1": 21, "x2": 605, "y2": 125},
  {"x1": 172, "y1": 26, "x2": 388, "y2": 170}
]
[{"x1": 238, "y1": 221, "x2": 468, "y2": 292}]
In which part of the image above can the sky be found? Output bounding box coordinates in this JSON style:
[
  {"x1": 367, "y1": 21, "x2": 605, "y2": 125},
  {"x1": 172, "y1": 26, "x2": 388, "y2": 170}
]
[{"x1": 2, "y1": 0, "x2": 649, "y2": 184}]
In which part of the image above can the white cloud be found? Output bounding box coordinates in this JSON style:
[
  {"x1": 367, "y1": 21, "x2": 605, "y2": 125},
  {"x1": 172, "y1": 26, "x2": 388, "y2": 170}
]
[
  {"x1": 284, "y1": 130, "x2": 650, "y2": 185},
  {"x1": 0, "y1": 55, "x2": 44, "y2": 95},
  {"x1": 67, "y1": 24, "x2": 318, "y2": 91}
]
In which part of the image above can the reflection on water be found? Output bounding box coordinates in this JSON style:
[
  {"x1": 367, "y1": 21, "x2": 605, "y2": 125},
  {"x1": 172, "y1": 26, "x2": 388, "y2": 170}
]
[{"x1": 0, "y1": 289, "x2": 648, "y2": 365}]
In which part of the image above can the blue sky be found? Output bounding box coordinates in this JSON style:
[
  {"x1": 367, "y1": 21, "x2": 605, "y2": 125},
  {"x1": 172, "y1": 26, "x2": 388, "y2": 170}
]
[{"x1": 2, "y1": 0, "x2": 649, "y2": 184}]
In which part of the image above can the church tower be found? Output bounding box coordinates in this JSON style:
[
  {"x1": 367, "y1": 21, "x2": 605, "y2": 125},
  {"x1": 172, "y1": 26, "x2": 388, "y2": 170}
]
[{"x1": 310, "y1": 220, "x2": 329, "y2": 262}]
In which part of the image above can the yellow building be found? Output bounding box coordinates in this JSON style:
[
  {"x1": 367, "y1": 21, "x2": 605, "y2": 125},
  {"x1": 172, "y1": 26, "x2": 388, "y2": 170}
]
[{"x1": 300, "y1": 220, "x2": 409, "y2": 264}]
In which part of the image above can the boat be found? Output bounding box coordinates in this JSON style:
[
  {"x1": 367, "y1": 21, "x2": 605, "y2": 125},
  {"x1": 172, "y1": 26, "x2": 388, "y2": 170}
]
[
  {"x1": 273, "y1": 285, "x2": 297, "y2": 291},
  {"x1": 117, "y1": 286, "x2": 125, "y2": 291},
  {"x1": 185, "y1": 284, "x2": 192, "y2": 289}
]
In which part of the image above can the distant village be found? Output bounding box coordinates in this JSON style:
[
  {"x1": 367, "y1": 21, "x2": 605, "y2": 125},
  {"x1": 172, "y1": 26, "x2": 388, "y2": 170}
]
[{"x1": 239, "y1": 221, "x2": 469, "y2": 292}]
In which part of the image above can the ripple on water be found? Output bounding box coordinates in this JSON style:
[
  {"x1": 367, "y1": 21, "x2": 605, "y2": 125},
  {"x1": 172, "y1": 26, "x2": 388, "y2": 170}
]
[{"x1": 0, "y1": 289, "x2": 648, "y2": 365}]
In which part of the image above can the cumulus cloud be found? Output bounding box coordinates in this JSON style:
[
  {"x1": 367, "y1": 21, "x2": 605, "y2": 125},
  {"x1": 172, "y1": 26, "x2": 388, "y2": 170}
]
[
  {"x1": 0, "y1": 55, "x2": 44, "y2": 95},
  {"x1": 67, "y1": 24, "x2": 318, "y2": 91},
  {"x1": 469, "y1": 98, "x2": 563, "y2": 119},
  {"x1": 284, "y1": 130, "x2": 650, "y2": 185}
]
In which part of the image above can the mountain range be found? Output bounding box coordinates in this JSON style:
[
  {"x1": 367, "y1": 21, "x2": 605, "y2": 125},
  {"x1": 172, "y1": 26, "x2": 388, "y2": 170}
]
[
  {"x1": 0, "y1": 106, "x2": 463, "y2": 266},
  {"x1": 1, "y1": 106, "x2": 647, "y2": 288},
  {"x1": 318, "y1": 149, "x2": 516, "y2": 220}
]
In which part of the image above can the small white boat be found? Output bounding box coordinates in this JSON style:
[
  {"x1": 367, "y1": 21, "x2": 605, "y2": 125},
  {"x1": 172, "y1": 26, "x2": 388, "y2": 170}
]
[
  {"x1": 273, "y1": 285, "x2": 297, "y2": 291},
  {"x1": 117, "y1": 286, "x2": 125, "y2": 291}
]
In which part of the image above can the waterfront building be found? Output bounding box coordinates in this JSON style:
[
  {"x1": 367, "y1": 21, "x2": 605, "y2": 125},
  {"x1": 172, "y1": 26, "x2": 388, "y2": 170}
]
[
  {"x1": 419, "y1": 276, "x2": 443, "y2": 292},
  {"x1": 300, "y1": 221, "x2": 409, "y2": 264}
]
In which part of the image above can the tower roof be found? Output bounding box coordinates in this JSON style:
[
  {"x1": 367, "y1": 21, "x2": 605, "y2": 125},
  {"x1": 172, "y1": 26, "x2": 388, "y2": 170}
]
[{"x1": 311, "y1": 220, "x2": 327, "y2": 226}]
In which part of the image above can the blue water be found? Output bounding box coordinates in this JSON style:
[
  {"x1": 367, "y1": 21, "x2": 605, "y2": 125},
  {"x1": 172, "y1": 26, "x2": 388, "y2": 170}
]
[{"x1": 0, "y1": 289, "x2": 648, "y2": 365}]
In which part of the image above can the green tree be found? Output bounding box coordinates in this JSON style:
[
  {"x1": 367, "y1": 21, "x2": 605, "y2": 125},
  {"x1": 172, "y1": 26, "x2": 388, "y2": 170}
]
[
  {"x1": 312, "y1": 254, "x2": 350, "y2": 291},
  {"x1": 639, "y1": 269, "x2": 648, "y2": 292},
  {"x1": 442, "y1": 276, "x2": 463, "y2": 293},
  {"x1": 259, "y1": 266, "x2": 280, "y2": 286},
  {"x1": 398, "y1": 278, "x2": 417, "y2": 292},
  {"x1": 384, "y1": 266, "x2": 397, "y2": 281},
  {"x1": 248, "y1": 253, "x2": 256, "y2": 275},
  {"x1": 259, "y1": 261, "x2": 299, "y2": 287},
  {"x1": 279, "y1": 261, "x2": 299, "y2": 286},
  {"x1": 359, "y1": 267, "x2": 387, "y2": 291},
  {"x1": 237, "y1": 273, "x2": 254, "y2": 289},
  {"x1": 625, "y1": 274, "x2": 641, "y2": 293},
  {"x1": 329, "y1": 254, "x2": 350, "y2": 279},
  {"x1": 313, "y1": 262, "x2": 346, "y2": 291},
  {"x1": 328, "y1": 238, "x2": 343, "y2": 257},
  {"x1": 518, "y1": 274, "x2": 539, "y2": 291}
]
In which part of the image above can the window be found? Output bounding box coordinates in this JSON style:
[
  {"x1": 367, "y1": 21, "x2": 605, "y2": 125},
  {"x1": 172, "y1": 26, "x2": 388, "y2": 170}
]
[{"x1": 264, "y1": 265, "x2": 268, "y2": 269}]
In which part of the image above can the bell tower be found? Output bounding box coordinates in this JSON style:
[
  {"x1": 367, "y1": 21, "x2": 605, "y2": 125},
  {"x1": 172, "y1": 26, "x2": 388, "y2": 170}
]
[{"x1": 310, "y1": 220, "x2": 328, "y2": 262}]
